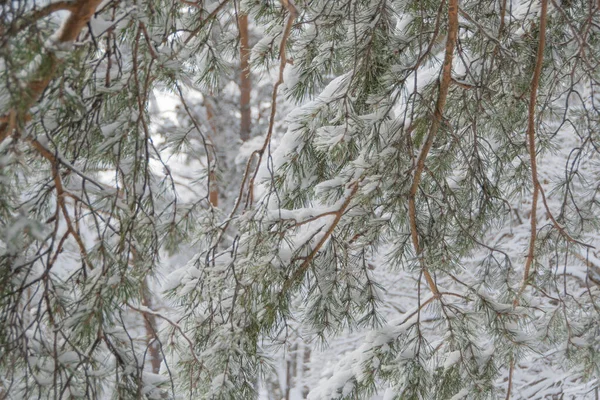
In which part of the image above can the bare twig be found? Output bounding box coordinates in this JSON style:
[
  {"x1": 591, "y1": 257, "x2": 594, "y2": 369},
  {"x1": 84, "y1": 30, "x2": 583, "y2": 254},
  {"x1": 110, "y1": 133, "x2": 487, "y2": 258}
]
[
  {"x1": 127, "y1": 303, "x2": 203, "y2": 366},
  {"x1": 537, "y1": 184, "x2": 593, "y2": 248},
  {"x1": 30, "y1": 139, "x2": 91, "y2": 269}
]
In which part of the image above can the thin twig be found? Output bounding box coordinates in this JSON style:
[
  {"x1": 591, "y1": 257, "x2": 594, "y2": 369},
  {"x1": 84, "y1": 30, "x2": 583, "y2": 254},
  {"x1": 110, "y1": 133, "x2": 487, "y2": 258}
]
[
  {"x1": 506, "y1": 356, "x2": 515, "y2": 400},
  {"x1": 538, "y1": 184, "x2": 593, "y2": 248},
  {"x1": 30, "y1": 139, "x2": 91, "y2": 269},
  {"x1": 127, "y1": 303, "x2": 203, "y2": 366},
  {"x1": 281, "y1": 182, "x2": 359, "y2": 295}
]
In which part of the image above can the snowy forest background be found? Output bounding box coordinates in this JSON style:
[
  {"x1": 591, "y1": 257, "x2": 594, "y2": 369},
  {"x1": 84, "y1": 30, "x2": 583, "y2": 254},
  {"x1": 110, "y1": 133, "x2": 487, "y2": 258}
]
[{"x1": 1, "y1": 0, "x2": 600, "y2": 398}]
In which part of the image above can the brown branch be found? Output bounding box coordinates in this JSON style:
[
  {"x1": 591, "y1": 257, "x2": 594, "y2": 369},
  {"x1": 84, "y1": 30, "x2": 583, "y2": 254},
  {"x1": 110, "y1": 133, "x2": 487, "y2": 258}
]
[
  {"x1": 0, "y1": 0, "x2": 104, "y2": 145},
  {"x1": 505, "y1": 357, "x2": 515, "y2": 400},
  {"x1": 141, "y1": 279, "x2": 162, "y2": 374},
  {"x1": 58, "y1": 0, "x2": 104, "y2": 43},
  {"x1": 408, "y1": 0, "x2": 458, "y2": 298},
  {"x1": 30, "y1": 139, "x2": 91, "y2": 267},
  {"x1": 508, "y1": 2, "x2": 549, "y2": 397},
  {"x1": 498, "y1": 0, "x2": 507, "y2": 38},
  {"x1": 139, "y1": 22, "x2": 159, "y2": 60},
  {"x1": 515, "y1": 0, "x2": 548, "y2": 303},
  {"x1": 7, "y1": 1, "x2": 77, "y2": 36},
  {"x1": 246, "y1": 0, "x2": 297, "y2": 207},
  {"x1": 281, "y1": 182, "x2": 358, "y2": 296},
  {"x1": 127, "y1": 303, "x2": 203, "y2": 367}
]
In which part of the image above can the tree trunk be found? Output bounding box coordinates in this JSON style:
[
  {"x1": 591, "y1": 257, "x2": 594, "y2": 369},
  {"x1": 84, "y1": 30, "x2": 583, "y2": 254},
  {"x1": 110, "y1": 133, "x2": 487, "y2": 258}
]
[
  {"x1": 301, "y1": 345, "x2": 311, "y2": 398},
  {"x1": 239, "y1": 14, "x2": 252, "y2": 141},
  {"x1": 142, "y1": 279, "x2": 162, "y2": 375},
  {"x1": 205, "y1": 96, "x2": 219, "y2": 207}
]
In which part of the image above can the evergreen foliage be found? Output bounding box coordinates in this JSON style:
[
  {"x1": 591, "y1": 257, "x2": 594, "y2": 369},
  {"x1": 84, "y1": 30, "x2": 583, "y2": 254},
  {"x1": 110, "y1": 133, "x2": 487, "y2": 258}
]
[{"x1": 0, "y1": 0, "x2": 599, "y2": 398}]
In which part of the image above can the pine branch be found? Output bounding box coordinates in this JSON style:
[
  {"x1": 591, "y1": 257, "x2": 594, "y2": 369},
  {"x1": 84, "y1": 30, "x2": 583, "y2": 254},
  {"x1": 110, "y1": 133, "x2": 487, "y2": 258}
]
[
  {"x1": 127, "y1": 303, "x2": 203, "y2": 367},
  {"x1": 281, "y1": 181, "x2": 358, "y2": 296},
  {"x1": 246, "y1": 0, "x2": 298, "y2": 207},
  {"x1": 408, "y1": 0, "x2": 459, "y2": 298},
  {"x1": 4, "y1": 1, "x2": 78, "y2": 36},
  {"x1": 509, "y1": 2, "x2": 549, "y2": 398},
  {"x1": 0, "y1": 0, "x2": 104, "y2": 144},
  {"x1": 516, "y1": 0, "x2": 549, "y2": 303},
  {"x1": 30, "y1": 139, "x2": 91, "y2": 270}
]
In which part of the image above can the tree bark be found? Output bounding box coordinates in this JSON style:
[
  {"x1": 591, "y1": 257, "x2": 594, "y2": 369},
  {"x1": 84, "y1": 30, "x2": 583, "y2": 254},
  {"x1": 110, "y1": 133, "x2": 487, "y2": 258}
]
[
  {"x1": 301, "y1": 345, "x2": 311, "y2": 398},
  {"x1": 205, "y1": 96, "x2": 219, "y2": 207},
  {"x1": 239, "y1": 14, "x2": 252, "y2": 141},
  {"x1": 142, "y1": 279, "x2": 162, "y2": 375}
]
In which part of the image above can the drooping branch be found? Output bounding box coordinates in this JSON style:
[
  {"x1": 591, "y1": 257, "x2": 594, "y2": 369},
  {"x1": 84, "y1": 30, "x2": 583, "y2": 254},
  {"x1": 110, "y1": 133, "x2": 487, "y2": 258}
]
[
  {"x1": 246, "y1": 0, "x2": 298, "y2": 206},
  {"x1": 281, "y1": 181, "x2": 359, "y2": 296},
  {"x1": 508, "y1": 2, "x2": 549, "y2": 398},
  {"x1": 516, "y1": 0, "x2": 549, "y2": 302},
  {"x1": 30, "y1": 139, "x2": 91, "y2": 269},
  {"x1": 408, "y1": 0, "x2": 458, "y2": 297}
]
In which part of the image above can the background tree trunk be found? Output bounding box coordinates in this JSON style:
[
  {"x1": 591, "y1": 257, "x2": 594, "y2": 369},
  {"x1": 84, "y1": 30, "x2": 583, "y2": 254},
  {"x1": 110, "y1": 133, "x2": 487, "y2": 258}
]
[
  {"x1": 239, "y1": 14, "x2": 251, "y2": 141},
  {"x1": 205, "y1": 96, "x2": 219, "y2": 207},
  {"x1": 142, "y1": 279, "x2": 162, "y2": 375}
]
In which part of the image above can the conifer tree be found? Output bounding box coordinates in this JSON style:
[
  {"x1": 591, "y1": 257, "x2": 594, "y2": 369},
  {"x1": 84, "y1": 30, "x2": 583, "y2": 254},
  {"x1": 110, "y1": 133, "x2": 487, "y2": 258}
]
[{"x1": 1, "y1": 0, "x2": 599, "y2": 398}]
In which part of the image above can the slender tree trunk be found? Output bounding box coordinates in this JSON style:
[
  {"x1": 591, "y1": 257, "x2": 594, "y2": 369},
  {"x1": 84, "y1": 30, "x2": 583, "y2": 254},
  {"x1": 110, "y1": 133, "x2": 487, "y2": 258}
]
[
  {"x1": 301, "y1": 345, "x2": 311, "y2": 398},
  {"x1": 239, "y1": 14, "x2": 252, "y2": 141},
  {"x1": 205, "y1": 96, "x2": 219, "y2": 207},
  {"x1": 285, "y1": 354, "x2": 292, "y2": 400},
  {"x1": 142, "y1": 279, "x2": 162, "y2": 374}
]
